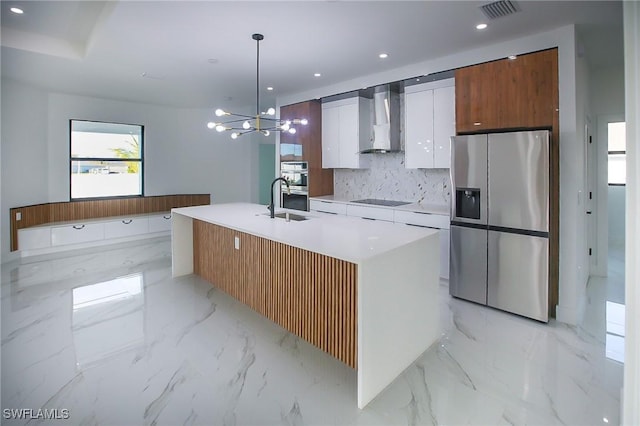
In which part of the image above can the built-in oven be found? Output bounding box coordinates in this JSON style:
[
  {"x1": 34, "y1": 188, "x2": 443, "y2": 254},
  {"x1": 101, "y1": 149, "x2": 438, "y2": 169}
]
[
  {"x1": 281, "y1": 161, "x2": 308, "y2": 211},
  {"x1": 282, "y1": 191, "x2": 308, "y2": 212},
  {"x1": 280, "y1": 161, "x2": 308, "y2": 192}
]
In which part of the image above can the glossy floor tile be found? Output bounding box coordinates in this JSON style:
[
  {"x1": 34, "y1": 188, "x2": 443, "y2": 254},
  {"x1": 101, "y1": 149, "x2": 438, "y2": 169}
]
[{"x1": 1, "y1": 237, "x2": 624, "y2": 425}]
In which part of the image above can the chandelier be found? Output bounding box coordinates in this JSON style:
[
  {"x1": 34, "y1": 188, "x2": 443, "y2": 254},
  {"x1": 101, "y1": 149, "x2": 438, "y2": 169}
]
[{"x1": 207, "y1": 33, "x2": 307, "y2": 139}]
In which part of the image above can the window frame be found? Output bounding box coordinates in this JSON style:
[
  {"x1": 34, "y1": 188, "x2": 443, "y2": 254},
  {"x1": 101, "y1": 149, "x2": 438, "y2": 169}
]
[
  {"x1": 607, "y1": 121, "x2": 626, "y2": 187},
  {"x1": 69, "y1": 119, "x2": 145, "y2": 200}
]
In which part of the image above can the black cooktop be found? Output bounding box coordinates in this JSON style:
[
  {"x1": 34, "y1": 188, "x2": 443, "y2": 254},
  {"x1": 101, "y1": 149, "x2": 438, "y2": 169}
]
[{"x1": 351, "y1": 199, "x2": 412, "y2": 207}]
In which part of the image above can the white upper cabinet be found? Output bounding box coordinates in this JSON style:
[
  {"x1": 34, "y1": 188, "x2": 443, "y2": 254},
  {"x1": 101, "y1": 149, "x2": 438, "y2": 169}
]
[
  {"x1": 433, "y1": 84, "x2": 455, "y2": 168},
  {"x1": 405, "y1": 88, "x2": 435, "y2": 168},
  {"x1": 321, "y1": 104, "x2": 340, "y2": 168},
  {"x1": 404, "y1": 78, "x2": 455, "y2": 169},
  {"x1": 322, "y1": 97, "x2": 371, "y2": 169}
]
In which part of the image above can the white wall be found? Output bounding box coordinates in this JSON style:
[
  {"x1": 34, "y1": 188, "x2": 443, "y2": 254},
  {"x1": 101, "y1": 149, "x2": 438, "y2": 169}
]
[
  {"x1": 591, "y1": 67, "x2": 626, "y2": 117},
  {"x1": 278, "y1": 25, "x2": 586, "y2": 325},
  {"x1": 623, "y1": 3, "x2": 640, "y2": 422},
  {"x1": 590, "y1": 67, "x2": 626, "y2": 275},
  {"x1": 1, "y1": 78, "x2": 262, "y2": 262},
  {"x1": 571, "y1": 43, "x2": 591, "y2": 323}
]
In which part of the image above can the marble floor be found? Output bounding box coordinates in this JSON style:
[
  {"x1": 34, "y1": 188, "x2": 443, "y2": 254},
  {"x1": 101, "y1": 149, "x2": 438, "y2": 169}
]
[{"x1": 1, "y1": 237, "x2": 624, "y2": 425}]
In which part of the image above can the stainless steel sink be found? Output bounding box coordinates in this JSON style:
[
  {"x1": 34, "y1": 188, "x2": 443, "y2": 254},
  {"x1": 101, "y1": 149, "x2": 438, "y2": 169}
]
[{"x1": 262, "y1": 212, "x2": 309, "y2": 221}]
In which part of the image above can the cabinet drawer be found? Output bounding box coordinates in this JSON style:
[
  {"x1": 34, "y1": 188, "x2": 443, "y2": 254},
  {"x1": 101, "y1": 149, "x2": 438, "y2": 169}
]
[
  {"x1": 18, "y1": 227, "x2": 51, "y2": 250},
  {"x1": 309, "y1": 200, "x2": 347, "y2": 215},
  {"x1": 104, "y1": 217, "x2": 149, "y2": 239},
  {"x1": 51, "y1": 223, "x2": 104, "y2": 246},
  {"x1": 148, "y1": 214, "x2": 172, "y2": 233},
  {"x1": 393, "y1": 210, "x2": 449, "y2": 229},
  {"x1": 346, "y1": 204, "x2": 394, "y2": 222}
]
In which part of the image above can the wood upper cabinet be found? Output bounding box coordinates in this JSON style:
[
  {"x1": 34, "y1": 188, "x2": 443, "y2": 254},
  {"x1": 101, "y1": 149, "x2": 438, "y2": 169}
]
[
  {"x1": 455, "y1": 48, "x2": 558, "y2": 133},
  {"x1": 280, "y1": 100, "x2": 333, "y2": 197}
]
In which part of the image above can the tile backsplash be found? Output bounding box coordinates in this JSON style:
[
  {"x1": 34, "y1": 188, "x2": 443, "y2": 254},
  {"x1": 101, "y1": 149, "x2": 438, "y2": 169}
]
[{"x1": 333, "y1": 153, "x2": 451, "y2": 205}]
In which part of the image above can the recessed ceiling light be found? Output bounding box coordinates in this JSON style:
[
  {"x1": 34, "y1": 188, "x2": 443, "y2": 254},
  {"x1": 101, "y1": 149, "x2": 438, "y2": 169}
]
[
  {"x1": 379, "y1": 53, "x2": 389, "y2": 59},
  {"x1": 267, "y1": 86, "x2": 274, "y2": 91},
  {"x1": 476, "y1": 23, "x2": 488, "y2": 30},
  {"x1": 10, "y1": 7, "x2": 24, "y2": 14},
  {"x1": 314, "y1": 73, "x2": 321, "y2": 77}
]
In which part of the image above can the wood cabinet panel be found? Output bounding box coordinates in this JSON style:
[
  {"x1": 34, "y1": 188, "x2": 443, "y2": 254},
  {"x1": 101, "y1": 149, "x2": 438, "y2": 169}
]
[
  {"x1": 455, "y1": 49, "x2": 558, "y2": 133},
  {"x1": 193, "y1": 220, "x2": 357, "y2": 368},
  {"x1": 280, "y1": 100, "x2": 333, "y2": 197}
]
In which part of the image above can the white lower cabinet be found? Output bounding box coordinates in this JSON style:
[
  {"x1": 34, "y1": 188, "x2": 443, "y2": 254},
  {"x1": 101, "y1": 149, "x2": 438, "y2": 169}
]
[
  {"x1": 346, "y1": 204, "x2": 394, "y2": 222},
  {"x1": 104, "y1": 217, "x2": 149, "y2": 239},
  {"x1": 309, "y1": 200, "x2": 347, "y2": 215},
  {"x1": 18, "y1": 227, "x2": 51, "y2": 250},
  {"x1": 393, "y1": 210, "x2": 450, "y2": 279},
  {"x1": 148, "y1": 214, "x2": 172, "y2": 233},
  {"x1": 310, "y1": 199, "x2": 450, "y2": 278},
  {"x1": 392, "y1": 210, "x2": 449, "y2": 229},
  {"x1": 51, "y1": 223, "x2": 105, "y2": 246},
  {"x1": 20, "y1": 212, "x2": 172, "y2": 255}
]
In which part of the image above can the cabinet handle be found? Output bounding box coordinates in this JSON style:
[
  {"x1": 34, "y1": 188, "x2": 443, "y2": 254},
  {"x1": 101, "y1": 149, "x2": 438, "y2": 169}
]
[
  {"x1": 405, "y1": 223, "x2": 438, "y2": 230},
  {"x1": 361, "y1": 217, "x2": 376, "y2": 221},
  {"x1": 122, "y1": 219, "x2": 133, "y2": 224},
  {"x1": 163, "y1": 215, "x2": 171, "y2": 219},
  {"x1": 72, "y1": 225, "x2": 85, "y2": 230}
]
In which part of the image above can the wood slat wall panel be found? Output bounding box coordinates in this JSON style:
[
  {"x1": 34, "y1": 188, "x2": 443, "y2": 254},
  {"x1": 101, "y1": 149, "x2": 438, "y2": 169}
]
[
  {"x1": 193, "y1": 220, "x2": 357, "y2": 368},
  {"x1": 10, "y1": 194, "x2": 210, "y2": 251}
]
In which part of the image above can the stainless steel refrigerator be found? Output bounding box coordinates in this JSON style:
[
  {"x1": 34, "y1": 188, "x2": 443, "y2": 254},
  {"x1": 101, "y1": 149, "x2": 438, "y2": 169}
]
[{"x1": 449, "y1": 130, "x2": 549, "y2": 322}]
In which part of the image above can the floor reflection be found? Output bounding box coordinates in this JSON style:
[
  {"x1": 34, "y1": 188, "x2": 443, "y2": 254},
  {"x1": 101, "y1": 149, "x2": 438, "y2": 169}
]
[
  {"x1": 605, "y1": 244, "x2": 625, "y2": 364},
  {"x1": 605, "y1": 301, "x2": 625, "y2": 363},
  {"x1": 72, "y1": 273, "x2": 145, "y2": 368}
]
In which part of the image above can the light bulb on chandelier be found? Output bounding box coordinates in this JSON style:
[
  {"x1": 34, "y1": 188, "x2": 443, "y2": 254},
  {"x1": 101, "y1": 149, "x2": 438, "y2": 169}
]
[{"x1": 207, "y1": 34, "x2": 308, "y2": 139}]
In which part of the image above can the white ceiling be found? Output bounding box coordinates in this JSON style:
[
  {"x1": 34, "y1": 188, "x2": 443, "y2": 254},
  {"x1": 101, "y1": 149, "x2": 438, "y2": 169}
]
[{"x1": 0, "y1": 1, "x2": 623, "y2": 110}]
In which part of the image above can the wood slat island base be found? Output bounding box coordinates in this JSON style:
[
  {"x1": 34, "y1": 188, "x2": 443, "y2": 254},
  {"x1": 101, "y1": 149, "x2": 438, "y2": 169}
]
[
  {"x1": 172, "y1": 203, "x2": 440, "y2": 408},
  {"x1": 193, "y1": 220, "x2": 358, "y2": 368}
]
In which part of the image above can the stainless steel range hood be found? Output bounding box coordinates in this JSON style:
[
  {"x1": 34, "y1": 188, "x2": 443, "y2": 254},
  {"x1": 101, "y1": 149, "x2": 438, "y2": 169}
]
[{"x1": 359, "y1": 84, "x2": 401, "y2": 154}]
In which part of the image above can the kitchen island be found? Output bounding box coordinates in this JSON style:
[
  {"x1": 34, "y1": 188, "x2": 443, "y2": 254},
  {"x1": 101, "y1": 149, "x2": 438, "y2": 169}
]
[{"x1": 171, "y1": 203, "x2": 439, "y2": 408}]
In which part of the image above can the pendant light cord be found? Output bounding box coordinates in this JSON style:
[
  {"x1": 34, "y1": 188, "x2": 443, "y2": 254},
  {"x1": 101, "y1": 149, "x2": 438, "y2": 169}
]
[{"x1": 256, "y1": 35, "x2": 260, "y2": 119}]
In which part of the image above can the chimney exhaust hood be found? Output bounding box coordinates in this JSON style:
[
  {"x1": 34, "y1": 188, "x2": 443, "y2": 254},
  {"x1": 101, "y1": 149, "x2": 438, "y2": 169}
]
[{"x1": 359, "y1": 83, "x2": 402, "y2": 154}]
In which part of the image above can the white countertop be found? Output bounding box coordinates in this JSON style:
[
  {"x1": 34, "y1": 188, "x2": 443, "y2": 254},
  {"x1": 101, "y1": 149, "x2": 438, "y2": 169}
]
[
  {"x1": 310, "y1": 195, "x2": 449, "y2": 216},
  {"x1": 172, "y1": 203, "x2": 438, "y2": 263}
]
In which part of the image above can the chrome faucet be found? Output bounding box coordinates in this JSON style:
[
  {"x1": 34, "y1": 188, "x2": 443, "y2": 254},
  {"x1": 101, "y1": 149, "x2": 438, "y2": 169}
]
[{"x1": 269, "y1": 177, "x2": 290, "y2": 218}]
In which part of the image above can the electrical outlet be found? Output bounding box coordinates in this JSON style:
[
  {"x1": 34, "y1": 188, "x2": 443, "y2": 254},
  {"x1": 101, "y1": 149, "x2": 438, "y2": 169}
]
[
  {"x1": 16, "y1": 212, "x2": 21, "y2": 221},
  {"x1": 234, "y1": 236, "x2": 240, "y2": 250}
]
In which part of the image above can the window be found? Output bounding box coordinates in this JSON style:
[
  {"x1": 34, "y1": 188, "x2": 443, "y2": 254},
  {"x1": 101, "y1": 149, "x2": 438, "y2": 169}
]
[
  {"x1": 607, "y1": 122, "x2": 626, "y2": 185},
  {"x1": 70, "y1": 120, "x2": 143, "y2": 199}
]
